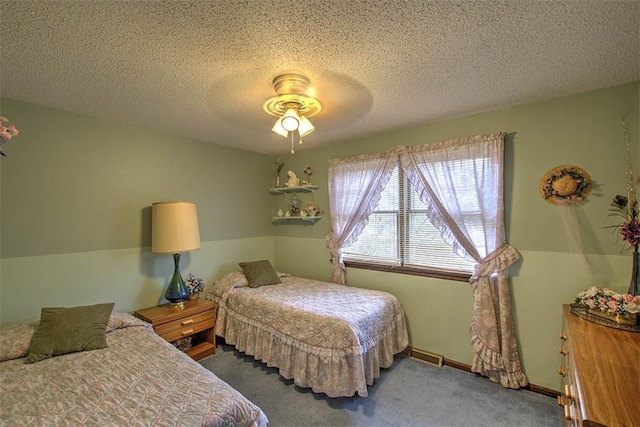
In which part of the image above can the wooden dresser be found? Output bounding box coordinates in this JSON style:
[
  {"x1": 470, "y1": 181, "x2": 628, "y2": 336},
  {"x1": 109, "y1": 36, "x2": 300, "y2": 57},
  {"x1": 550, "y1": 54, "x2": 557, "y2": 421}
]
[
  {"x1": 134, "y1": 299, "x2": 217, "y2": 361},
  {"x1": 558, "y1": 305, "x2": 640, "y2": 426}
]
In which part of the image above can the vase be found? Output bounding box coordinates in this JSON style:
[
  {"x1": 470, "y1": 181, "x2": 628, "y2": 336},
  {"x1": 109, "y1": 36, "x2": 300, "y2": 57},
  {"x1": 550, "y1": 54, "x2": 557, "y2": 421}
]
[
  {"x1": 165, "y1": 254, "x2": 190, "y2": 308},
  {"x1": 628, "y1": 249, "x2": 639, "y2": 296}
]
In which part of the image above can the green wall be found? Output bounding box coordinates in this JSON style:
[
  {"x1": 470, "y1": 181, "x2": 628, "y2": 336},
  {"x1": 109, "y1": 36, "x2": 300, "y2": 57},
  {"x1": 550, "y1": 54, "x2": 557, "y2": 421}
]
[
  {"x1": 1, "y1": 82, "x2": 638, "y2": 393},
  {"x1": 272, "y1": 82, "x2": 639, "y2": 392},
  {"x1": 0, "y1": 99, "x2": 276, "y2": 324}
]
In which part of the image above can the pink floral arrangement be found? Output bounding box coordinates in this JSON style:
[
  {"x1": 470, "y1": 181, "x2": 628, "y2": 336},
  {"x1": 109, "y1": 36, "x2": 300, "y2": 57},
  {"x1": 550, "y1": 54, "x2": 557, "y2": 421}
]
[
  {"x1": 573, "y1": 286, "x2": 640, "y2": 316},
  {"x1": 0, "y1": 116, "x2": 20, "y2": 156},
  {"x1": 304, "y1": 201, "x2": 321, "y2": 217}
]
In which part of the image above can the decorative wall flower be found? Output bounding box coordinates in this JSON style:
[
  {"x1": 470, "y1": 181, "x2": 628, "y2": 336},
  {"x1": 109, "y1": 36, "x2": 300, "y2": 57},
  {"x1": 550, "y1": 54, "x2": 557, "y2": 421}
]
[{"x1": 0, "y1": 116, "x2": 20, "y2": 156}]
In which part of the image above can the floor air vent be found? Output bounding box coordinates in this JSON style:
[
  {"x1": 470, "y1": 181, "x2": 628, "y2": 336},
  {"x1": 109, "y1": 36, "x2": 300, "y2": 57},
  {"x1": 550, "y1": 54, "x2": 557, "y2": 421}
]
[{"x1": 406, "y1": 347, "x2": 443, "y2": 367}]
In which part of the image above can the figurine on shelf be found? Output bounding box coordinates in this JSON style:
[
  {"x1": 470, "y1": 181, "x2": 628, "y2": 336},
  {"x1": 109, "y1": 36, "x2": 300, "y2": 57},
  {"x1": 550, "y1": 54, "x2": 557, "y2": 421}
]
[
  {"x1": 289, "y1": 193, "x2": 301, "y2": 215},
  {"x1": 286, "y1": 170, "x2": 300, "y2": 188}
]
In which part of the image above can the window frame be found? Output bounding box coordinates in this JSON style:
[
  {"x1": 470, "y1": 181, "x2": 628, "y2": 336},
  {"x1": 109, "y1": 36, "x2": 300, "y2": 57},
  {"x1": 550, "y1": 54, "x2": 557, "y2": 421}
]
[{"x1": 342, "y1": 162, "x2": 473, "y2": 282}]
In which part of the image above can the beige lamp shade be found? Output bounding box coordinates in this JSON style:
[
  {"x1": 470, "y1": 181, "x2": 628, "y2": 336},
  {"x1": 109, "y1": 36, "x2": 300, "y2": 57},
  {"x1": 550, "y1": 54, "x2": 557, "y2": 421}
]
[{"x1": 151, "y1": 202, "x2": 201, "y2": 254}]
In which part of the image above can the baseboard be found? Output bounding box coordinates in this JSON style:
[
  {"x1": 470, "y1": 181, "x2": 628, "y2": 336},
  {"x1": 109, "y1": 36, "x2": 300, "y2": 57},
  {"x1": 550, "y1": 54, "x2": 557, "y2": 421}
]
[{"x1": 404, "y1": 346, "x2": 561, "y2": 398}]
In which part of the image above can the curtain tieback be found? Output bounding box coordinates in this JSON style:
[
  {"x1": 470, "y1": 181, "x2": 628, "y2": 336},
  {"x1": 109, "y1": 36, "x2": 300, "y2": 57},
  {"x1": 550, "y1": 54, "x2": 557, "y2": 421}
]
[
  {"x1": 471, "y1": 243, "x2": 521, "y2": 283},
  {"x1": 325, "y1": 232, "x2": 339, "y2": 260}
]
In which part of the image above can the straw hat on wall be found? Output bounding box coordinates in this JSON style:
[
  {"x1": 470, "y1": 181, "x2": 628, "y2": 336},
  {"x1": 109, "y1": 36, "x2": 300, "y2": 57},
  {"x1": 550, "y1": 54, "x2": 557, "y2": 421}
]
[{"x1": 540, "y1": 165, "x2": 592, "y2": 205}]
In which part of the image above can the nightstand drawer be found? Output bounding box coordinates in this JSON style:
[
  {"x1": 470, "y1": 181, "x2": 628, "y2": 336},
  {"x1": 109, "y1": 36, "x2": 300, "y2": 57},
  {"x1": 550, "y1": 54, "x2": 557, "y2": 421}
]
[
  {"x1": 154, "y1": 310, "x2": 214, "y2": 335},
  {"x1": 157, "y1": 317, "x2": 215, "y2": 342},
  {"x1": 133, "y1": 299, "x2": 217, "y2": 361}
]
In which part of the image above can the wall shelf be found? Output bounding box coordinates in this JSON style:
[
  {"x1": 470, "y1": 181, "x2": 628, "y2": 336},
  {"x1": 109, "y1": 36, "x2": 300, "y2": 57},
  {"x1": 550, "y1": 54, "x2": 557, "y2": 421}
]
[
  {"x1": 272, "y1": 215, "x2": 322, "y2": 224},
  {"x1": 269, "y1": 185, "x2": 319, "y2": 195},
  {"x1": 270, "y1": 185, "x2": 321, "y2": 225}
]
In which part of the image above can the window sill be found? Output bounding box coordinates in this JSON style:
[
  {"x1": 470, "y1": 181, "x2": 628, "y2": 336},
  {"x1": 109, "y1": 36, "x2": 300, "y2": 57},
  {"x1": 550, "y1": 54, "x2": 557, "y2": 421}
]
[{"x1": 344, "y1": 261, "x2": 471, "y2": 282}]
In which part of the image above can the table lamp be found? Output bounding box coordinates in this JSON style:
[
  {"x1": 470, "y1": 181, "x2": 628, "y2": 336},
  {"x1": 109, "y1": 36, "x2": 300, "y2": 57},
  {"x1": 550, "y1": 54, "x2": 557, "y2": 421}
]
[{"x1": 152, "y1": 201, "x2": 201, "y2": 308}]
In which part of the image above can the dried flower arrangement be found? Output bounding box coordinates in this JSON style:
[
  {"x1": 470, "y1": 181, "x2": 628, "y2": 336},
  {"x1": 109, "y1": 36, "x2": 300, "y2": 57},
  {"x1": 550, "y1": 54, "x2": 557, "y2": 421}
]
[
  {"x1": 608, "y1": 120, "x2": 639, "y2": 251},
  {"x1": 303, "y1": 164, "x2": 313, "y2": 184},
  {"x1": 274, "y1": 158, "x2": 284, "y2": 187},
  {"x1": 607, "y1": 118, "x2": 639, "y2": 296}
]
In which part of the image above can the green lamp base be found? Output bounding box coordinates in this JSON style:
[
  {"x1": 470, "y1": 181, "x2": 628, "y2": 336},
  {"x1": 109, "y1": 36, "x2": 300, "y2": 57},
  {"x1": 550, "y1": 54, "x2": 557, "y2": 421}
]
[{"x1": 165, "y1": 253, "x2": 190, "y2": 309}]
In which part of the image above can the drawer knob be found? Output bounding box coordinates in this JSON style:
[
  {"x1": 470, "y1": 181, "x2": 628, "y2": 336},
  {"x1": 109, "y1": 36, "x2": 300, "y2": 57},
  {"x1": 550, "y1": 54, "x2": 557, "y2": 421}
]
[
  {"x1": 559, "y1": 345, "x2": 568, "y2": 355},
  {"x1": 564, "y1": 384, "x2": 573, "y2": 399},
  {"x1": 563, "y1": 404, "x2": 572, "y2": 420},
  {"x1": 181, "y1": 328, "x2": 194, "y2": 336},
  {"x1": 558, "y1": 366, "x2": 567, "y2": 377},
  {"x1": 181, "y1": 319, "x2": 194, "y2": 325},
  {"x1": 559, "y1": 331, "x2": 567, "y2": 340}
]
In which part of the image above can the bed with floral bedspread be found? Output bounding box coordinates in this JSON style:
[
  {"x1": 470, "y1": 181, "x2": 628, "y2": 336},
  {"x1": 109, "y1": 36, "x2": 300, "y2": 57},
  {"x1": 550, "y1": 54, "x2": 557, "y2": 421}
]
[
  {"x1": 207, "y1": 271, "x2": 409, "y2": 398},
  {"x1": 0, "y1": 313, "x2": 268, "y2": 427}
]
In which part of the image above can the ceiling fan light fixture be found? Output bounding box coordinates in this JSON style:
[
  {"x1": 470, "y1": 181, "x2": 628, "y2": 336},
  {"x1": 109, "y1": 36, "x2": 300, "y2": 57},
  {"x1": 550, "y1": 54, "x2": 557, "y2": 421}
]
[
  {"x1": 271, "y1": 117, "x2": 288, "y2": 137},
  {"x1": 298, "y1": 116, "x2": 314, "y2": 137},
  {"x1": 263, "y1": 73, "x2": 322, "y2": 152},
  {"x1": 281, "y1": 108, "x2": 299, "y2": 132}
]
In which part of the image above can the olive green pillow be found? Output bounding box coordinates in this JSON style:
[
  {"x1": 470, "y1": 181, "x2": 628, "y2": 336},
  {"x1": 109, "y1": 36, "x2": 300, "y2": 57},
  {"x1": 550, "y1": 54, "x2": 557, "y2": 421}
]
[
  {"x1": 239, "y1": 260, "x2": 281, "y2": 288},
  {"x1": 25, "y1": 302, "x2": 115, "y2": 364}
]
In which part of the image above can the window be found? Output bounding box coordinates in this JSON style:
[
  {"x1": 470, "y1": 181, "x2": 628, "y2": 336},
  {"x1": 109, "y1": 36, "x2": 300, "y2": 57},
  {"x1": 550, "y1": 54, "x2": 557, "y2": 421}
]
[
  {"x1": 326, "y1": 133, "x2": 504, "y2": 285},
  {"x1": 342, "y1": 161, "x2": 476, "y2": 280}
]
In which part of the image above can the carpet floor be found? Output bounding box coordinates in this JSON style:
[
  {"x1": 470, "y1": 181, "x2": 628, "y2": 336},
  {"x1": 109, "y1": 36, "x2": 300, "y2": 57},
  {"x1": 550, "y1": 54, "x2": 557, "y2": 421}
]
[{"x1": 200, "y1": 342, "x2": 564, "y2": 427}]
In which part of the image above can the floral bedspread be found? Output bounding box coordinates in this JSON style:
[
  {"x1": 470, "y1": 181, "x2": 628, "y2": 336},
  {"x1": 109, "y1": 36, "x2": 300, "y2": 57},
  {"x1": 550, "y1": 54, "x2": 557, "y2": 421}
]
[
  {"x1": 0, "y1": 313, "x2": 267, "y2": 427},
  {"x1": 208, "y1": 272, "x2": 408, "y2": 397}
]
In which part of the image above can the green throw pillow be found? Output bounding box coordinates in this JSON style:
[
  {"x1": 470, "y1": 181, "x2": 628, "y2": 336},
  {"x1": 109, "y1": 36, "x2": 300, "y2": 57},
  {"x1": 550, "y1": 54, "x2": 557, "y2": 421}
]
[
  {"x1": 25, "y1": 302, "x2": 115, "y2": 364},
  {"x1": 239, "y1": 260, "x2": 281, "y2": 288}
]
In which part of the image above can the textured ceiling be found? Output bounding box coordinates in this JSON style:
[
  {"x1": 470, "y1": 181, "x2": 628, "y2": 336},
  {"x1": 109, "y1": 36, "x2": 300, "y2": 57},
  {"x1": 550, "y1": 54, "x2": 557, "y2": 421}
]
[{"x1": 1, "y1": 1, "x2": 638, "y2": 155}]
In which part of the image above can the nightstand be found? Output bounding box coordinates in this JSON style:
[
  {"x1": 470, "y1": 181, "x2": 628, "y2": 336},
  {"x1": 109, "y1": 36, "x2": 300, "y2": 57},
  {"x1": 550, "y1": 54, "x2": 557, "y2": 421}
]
[{"x1": 134, "y1": 299, "x2": 217, "y2": 361}]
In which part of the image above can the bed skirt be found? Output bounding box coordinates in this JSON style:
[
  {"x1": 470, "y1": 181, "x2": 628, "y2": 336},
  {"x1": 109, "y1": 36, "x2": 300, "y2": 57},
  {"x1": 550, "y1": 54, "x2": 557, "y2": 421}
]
[{"x1": 212, "y1": 295, "x2": 408, "y2": 398}]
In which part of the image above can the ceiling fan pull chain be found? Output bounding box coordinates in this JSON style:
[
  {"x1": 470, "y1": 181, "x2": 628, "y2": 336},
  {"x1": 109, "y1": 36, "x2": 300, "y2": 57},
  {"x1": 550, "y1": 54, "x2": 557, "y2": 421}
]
[{"x1": 290, "y1": 132, "x2": 295, "y2": 155}]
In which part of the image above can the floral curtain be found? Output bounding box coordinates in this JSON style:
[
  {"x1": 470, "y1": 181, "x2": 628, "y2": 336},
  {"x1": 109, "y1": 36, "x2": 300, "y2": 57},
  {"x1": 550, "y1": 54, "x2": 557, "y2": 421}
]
[
  {"x1": 325, "y1": 149, "x2": 398, "y2": 284},
  {"x1": 399, "y1": 132, "x2": 527, "y2": 388},
  {"x1": 326, "y1": 133, "x2": 528, "y2": 388}
]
